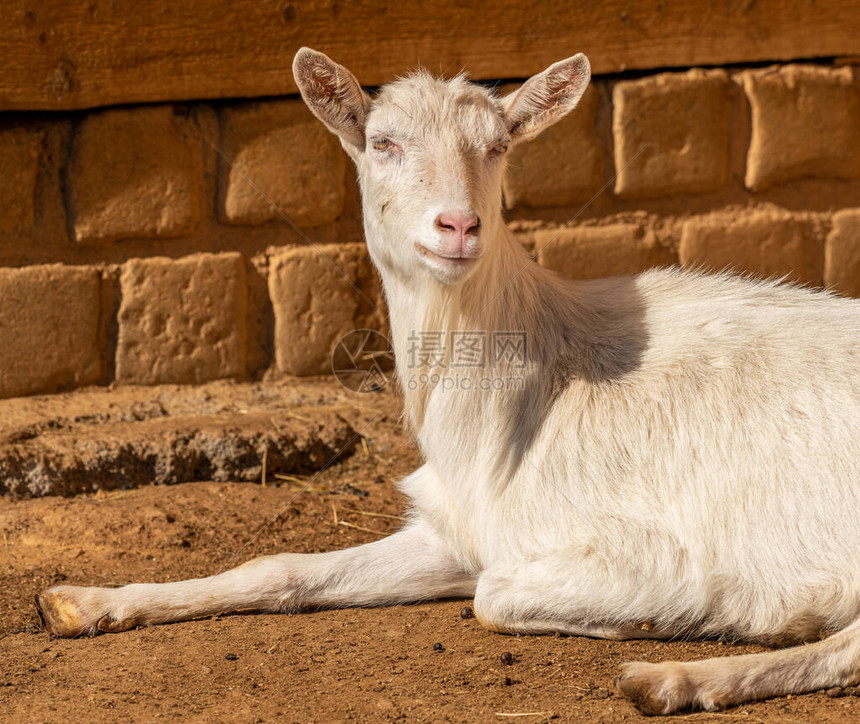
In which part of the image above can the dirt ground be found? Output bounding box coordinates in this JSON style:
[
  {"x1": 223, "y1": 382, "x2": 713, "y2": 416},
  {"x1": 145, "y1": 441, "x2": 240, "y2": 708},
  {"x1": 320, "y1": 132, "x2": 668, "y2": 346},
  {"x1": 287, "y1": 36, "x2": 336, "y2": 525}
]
[{"x1": 1, "y1": 381, "x2": 858, "y2": 723}]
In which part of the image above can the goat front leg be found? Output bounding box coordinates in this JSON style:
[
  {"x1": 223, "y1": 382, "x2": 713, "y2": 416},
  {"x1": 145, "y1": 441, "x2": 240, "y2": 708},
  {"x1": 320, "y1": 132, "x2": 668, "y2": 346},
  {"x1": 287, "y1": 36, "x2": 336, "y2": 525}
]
[
  {"x1": 36, "y1": 519, "x2": 475, "y2": 637},
  {"x1": 473, "y1": 547, "x2": 687, "y2": 641}
]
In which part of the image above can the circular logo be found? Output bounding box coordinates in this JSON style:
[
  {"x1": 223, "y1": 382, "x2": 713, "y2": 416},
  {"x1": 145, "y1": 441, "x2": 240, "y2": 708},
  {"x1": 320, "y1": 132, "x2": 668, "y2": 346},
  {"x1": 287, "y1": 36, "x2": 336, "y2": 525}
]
[{"x1": 331, "y1": 329, "x2": 394, "y2": 393}]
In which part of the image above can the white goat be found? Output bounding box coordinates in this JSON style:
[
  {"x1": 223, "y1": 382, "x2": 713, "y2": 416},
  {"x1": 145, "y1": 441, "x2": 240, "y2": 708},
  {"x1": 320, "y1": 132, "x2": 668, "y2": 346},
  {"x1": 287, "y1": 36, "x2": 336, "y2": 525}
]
[{"x1": 37, "y1": 48, "x2": 860, "y2": 715}]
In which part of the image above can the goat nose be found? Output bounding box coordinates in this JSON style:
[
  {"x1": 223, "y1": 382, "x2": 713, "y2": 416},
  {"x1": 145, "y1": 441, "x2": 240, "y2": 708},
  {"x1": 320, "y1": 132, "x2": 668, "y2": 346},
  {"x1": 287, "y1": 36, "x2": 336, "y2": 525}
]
[{"x1": 434, "y1": 210, "x2": 481, "y2": 237}]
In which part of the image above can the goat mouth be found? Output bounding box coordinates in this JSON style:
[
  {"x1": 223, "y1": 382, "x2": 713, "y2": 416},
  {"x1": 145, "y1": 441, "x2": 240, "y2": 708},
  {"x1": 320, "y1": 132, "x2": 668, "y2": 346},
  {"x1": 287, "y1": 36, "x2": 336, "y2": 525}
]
[{"x1": 414, "y1": 243, "x2": 480, "y2": 268}]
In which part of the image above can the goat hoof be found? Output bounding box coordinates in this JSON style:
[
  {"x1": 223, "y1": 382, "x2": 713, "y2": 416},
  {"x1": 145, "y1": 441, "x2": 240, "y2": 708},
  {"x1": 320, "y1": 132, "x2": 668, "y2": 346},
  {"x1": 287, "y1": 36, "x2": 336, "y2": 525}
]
[
  {"x1": 35, "y1": 588, "x2": 95, "y2": 638},
  {"x1": 615, "y1": 661, "x2": 699, "y2": 716},
  {"x1": 97, "y1": 614, "x2": 137, "y2": 633}
]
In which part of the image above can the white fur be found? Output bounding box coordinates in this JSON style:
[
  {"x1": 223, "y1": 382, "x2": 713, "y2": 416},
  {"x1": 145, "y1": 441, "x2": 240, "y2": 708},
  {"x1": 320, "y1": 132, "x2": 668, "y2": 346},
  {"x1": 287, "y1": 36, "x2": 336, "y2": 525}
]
[{"x1": 37, "y1": 49, "x2": 860, "y2": 715}]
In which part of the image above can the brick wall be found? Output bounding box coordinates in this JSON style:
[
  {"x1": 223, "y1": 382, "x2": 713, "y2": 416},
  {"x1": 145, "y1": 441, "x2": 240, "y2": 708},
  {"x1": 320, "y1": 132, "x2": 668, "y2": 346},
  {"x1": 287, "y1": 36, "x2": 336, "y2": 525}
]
[{"x1": 0, "y1": 61, "x2": 858, "y2": 399}]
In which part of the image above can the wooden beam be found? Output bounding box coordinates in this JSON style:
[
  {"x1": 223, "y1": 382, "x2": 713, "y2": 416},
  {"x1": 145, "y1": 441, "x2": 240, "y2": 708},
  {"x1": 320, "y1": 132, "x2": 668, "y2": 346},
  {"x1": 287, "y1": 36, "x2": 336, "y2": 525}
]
[{"x1": 2, "y1": 0, "x2": 857, "y2": 111}]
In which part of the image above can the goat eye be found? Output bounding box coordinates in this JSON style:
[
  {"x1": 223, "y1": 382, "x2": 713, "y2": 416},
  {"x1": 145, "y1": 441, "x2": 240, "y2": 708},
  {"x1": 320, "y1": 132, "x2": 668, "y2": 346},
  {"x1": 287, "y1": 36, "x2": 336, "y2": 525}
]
[{"x1": 489, "y1": 141, "x2": 509, "y2": 156}]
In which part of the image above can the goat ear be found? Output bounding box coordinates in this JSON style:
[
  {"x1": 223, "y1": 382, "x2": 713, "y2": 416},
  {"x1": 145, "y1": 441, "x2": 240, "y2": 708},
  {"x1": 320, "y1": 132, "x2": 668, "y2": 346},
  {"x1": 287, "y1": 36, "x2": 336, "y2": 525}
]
[
  {"x1": 293, "y1": 48, "x2": 370, "y2": 151},
  {"x1": 502, "y1": 54, "x2": 591, "y2": 143}
]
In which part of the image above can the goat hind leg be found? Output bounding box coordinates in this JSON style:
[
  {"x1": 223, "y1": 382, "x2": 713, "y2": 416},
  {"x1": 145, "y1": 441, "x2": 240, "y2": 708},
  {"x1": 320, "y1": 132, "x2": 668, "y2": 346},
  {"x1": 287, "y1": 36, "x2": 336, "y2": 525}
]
[
  {"x1": 616, "y1": 615, "x2": 860, "y2": 715},
  {"x1": 36, "y1": 519, "x2": 475, "y2": 637}
]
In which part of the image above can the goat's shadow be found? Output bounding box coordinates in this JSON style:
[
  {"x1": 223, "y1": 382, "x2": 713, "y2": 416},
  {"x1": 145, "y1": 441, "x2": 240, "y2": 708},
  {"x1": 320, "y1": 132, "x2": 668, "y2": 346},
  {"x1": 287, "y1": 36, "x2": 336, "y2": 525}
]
[{"x1": 494, "y1": 274, "x2": 650, "y2": 482}]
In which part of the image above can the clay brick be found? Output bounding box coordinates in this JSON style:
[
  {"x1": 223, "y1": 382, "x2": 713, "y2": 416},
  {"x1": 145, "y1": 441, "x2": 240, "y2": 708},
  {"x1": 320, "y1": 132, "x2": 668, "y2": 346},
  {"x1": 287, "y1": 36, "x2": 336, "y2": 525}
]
[
  {"x1": 825, "y1": 209, "x2": 860, "y2": 297},
  {"x1": 613, "y1": 69, "x2": 730, "y2": 198},
  {"x1": 743, "y1": 65, "x2": 860, "y2": 191},
  {"x1": 0, "y1": 128, "x2": 43, "y2": 232},
  {"x1": 536, "y1": 223, "x2": 675, "y2": 280},
  {"x1": 680, "y1": 212, "x2": 822, "y2": 285},
  {"x1": 218, "y1": 100, "x2": 346, "y2": 227},
  {"x1": 269, "y1": 244, "x2": 385, "y2": 376},
  {"x1": 502, "y1": 84, "x2": 602, "y2": 208},
  {"x1": 69, "y1": 106, "x2": 201, "y2": 243},
  {"x1": 116, "y1": 253, "x2": 246, "y2": 384},
  {"x1": 0, "y1": 265, "x2": 100, "y2": 398}
]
